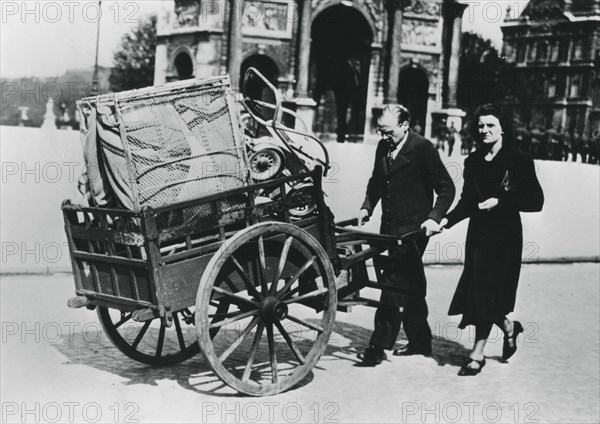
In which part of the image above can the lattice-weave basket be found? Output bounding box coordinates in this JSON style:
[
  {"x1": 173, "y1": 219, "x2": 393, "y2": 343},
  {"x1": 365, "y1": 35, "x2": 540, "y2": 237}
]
[{"x1": 78, "y1": 75, "x2": 249, "y2": 215}]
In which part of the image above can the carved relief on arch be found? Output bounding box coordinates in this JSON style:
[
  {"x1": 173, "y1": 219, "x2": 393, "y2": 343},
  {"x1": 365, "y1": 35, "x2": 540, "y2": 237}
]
[
  {"x1": 364, "y1": 0, "x2": 385, "y2": 43},
  {"x1": 404, "y1": 0, "x2": 443, "y2": 19},
  {"x1": 401, "y1": 19, "x2": 440, "y2": 47},
  {"x1": 174, "y1": 0, "x2": 199, "y2": 28}
]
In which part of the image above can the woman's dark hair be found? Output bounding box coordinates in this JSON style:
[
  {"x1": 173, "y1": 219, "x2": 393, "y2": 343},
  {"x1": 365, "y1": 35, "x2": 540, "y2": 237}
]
[{"x1": 469, "y1": 103, "x2": 514, "y2": 148}]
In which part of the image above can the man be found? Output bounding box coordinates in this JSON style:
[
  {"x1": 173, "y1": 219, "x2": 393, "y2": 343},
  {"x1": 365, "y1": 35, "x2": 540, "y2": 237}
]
[
  {"x1": 447, "y1": 121, "x2": 457, "y2": 157},
  {"x1": 357, "y1": 104, "x2": 455, "y2": 365}
]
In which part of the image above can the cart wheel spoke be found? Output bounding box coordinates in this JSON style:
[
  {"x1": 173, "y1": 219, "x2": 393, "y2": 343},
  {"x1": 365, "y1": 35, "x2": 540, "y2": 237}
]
[
  {"x1": 208, "y1": 309, "x2": 259, "y2": 329},
  {"x1": 209, "y1": 309, "x2": 250, "y2": 320},
  {"x1": 115, "y1": 313, "x2": 132, "y2": 329},
  {"x1": 266, "y1": 323, "x2": 278, "y2": 384},
  {"x1": 242, "y1": 322, "x2": 265, "y2": 382},
  {"x1": 218, "y1": 316, "x2": 260, "y2": 363},
  {"x1": 173, "y1": 313, "x2": 186, "y2": 351},
  {"x1": 212, "y1": 286, "x2": 259, "y2": 308},
  {"x1": 155, "y1": 323, "x2": 166, "y2": 357},
  {"x1": 196, "y1": 222, "x2": 336, "y2": 396},
  {"x1": 286, "y1": 314, "x2": 325, "y2": 334},
  {"x1": 270, "y1": 236, "x2": 293, "y2": 296},
  {"x1": 257, "y1": 235, "x2": 269, "y2": 295},
  {"x1": 222, "y1": 275, "x2": 239, "y2": 293},
  {"x1": 283, "y1": 288, "x2": 329, "y2": 304},
  {"x1": 284, "y1": 285, "x2": 300, "y2": 299},
  {"x1": 274, "y1": 321, "x2": 305, "y2": 364},
  {"x1": 131, "y1": 321, "x2": 151, "y2": 350},
  {"x1": 276, "y1": 256, "x2": 316, "y2": 299},
  {"x1": 231, "y1": 256, "x2": 263, "y2": 300}
]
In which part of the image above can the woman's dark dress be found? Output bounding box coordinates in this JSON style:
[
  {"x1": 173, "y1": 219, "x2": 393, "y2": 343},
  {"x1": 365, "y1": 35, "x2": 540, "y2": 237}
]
[{"x1": 445, "y1": 146, "x2": 544, "y2": 328}]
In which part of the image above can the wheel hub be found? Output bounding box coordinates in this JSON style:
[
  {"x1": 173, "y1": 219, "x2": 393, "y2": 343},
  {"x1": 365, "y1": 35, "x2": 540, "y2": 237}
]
[
  {"x1": 260, "y1": 296, "x2": 288, "y2": 323},
  {"x1": 252, "y1": 154, "x2": 273, "y2": 172}
]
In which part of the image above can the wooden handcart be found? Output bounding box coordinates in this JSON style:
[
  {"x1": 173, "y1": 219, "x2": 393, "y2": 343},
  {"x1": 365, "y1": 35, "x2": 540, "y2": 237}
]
[{"x1": 63, "y1": 69, "x2": 424, "y2": 396}]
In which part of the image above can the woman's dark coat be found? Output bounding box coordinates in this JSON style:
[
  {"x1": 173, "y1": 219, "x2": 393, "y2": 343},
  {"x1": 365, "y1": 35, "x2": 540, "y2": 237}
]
[{"x1": 445, "y1": 146, "x2": 544, "y2": 327}]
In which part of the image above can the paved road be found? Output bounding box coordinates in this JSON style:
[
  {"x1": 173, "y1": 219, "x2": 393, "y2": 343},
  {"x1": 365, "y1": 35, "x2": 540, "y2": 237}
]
[{"x1": 1, "y1": 263, "x2": 599, "y2": 423}]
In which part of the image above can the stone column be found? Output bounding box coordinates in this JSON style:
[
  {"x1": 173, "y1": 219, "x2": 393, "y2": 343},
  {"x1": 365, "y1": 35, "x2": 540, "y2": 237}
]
[
  {"x1": 446, "y1": 2, "x2": 467, "y2": 108},
  {"x1": 296, "y1": 0, "x2": 312, "y2": 97},
  {"x1": 365, "y1": 48, "x2": 382, "y2": 144},
  {"x1": 154, "y1": 42, "x2": 168, "y2": 85},
  {"x1": 42, "y1": 98, "x2": 57, "y2": 130},
  {"x1": 384, "y1": 0, "x2": 405, "y2": 104},
  {"x1": 228, "y1": 0, "x2": 244, "y2": 91}
]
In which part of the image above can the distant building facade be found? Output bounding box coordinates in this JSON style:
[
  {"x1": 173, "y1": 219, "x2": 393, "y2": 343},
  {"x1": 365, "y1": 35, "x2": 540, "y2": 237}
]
[
  {"x1": 501, "y1": 0, "x2": 600, "y2": 137},
  {"x1": 154, "y1": 0, "x2": 468, "y2": 142}
]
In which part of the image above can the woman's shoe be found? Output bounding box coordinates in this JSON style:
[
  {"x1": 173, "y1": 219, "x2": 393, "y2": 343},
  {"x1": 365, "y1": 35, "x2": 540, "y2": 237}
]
[
  {"x1": 502, "y1": 320, "x2": 524, "y2": 361},
  {"x1": 458, "y1": 358, "x2": 486, "y2": 376}
]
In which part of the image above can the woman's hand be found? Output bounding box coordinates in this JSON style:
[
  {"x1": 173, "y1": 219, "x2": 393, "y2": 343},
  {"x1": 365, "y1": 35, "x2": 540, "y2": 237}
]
[
  {"x1": 421, "y1": 219, "x2": 443, "y2": 236},
  {"x1": 478, "y1": 198, "x2": 499, "y2": 210}
]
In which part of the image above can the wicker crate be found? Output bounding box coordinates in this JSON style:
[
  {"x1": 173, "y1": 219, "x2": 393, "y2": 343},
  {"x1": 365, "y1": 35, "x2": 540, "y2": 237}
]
[{"x1": 77, "y1": 76, "x2": 249, "y2": 213}]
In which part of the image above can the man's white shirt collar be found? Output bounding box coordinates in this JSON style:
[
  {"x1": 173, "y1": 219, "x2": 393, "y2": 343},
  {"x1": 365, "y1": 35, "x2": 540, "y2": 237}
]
[{"x1": 390, "y1": 132, "x2": 409, "y2": 159}]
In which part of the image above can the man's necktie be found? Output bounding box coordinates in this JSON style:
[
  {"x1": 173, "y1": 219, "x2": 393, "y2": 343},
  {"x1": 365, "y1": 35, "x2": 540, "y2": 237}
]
[{"x1": 387, "y1": 144, "x2": 396, "y2": 169}]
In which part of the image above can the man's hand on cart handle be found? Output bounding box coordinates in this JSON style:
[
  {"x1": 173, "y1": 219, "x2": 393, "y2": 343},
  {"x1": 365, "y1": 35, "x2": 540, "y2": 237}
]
[
  {"x1": 421, "y1": 219, "x2": 444, "y2": 236},
  {"x1": 357, "y1": 209, "x2": 370, "y2": 226}
]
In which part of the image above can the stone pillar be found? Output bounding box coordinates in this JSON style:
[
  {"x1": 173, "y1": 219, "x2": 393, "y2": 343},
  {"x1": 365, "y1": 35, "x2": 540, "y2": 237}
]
[
  {"x1": 364, "y1": 48, "x2": 382, "y2": 144},
  {"x1": 446, "y1": 2, "x2": 467, "y2": 108},
  {"x1": 154, "y1": 42, "x2": 168, "y2": 85},
  {"x1": 384, "y1": 0, "x2": 405, "y2": 104},
  {"x1": 42, "y1": 98, "x2": 57, "y2": 130},
  {"x1": 425, "y1": 95, "x2": 436, "y2": 139},
  {"x1": 295, "y1": 97, "x2": 317, "y2": 132},
  {"x1": 228, "y1": 0, "x2": 244, "y2": 91},
  {"x1": 296, "y1": 0, "x2": 312, "y2": 97}
]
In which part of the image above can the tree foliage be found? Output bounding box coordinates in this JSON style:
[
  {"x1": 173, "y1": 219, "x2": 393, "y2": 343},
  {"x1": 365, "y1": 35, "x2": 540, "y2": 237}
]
[{"x1": 109, "y1": 14, "x2": 157, "y2": 92}]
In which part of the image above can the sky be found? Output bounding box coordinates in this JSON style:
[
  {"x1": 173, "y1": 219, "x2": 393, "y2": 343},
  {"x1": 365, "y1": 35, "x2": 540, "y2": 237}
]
[{"x1": 0, "y1": 0, "x2": 529, "y2": 79}]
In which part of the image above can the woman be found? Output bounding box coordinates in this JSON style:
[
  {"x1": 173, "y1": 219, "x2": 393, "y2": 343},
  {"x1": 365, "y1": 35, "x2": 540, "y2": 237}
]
[{"x1": 440, "y1": 104, "x2": 544, "y2": 376}]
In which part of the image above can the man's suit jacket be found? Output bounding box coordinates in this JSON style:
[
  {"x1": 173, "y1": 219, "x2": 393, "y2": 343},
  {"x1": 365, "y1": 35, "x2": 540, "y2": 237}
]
[{"x1": 362, "y1": 131, "x2": 456, "y2": 237}]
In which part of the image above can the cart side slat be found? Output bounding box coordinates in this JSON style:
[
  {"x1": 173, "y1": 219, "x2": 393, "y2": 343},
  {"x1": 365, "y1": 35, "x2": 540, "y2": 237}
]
[
  {"x1": 141, "y1": 209, "x2": 164, "y2": 310},
  {"x1": 63, "y1": 208, "x2": 85, "y2": 293},
  {"x1": 61, "y1": 202, "x2": 140, "y2": 217},
  {"x1": 75, "y1": 289, "x2": 155, "y2": 311},
  {"x1": 160, "y1": 240, "x2": 224, "y2": 264},
  {"x1": 71, "y1": 251, "x2": 147, "y2": 267},
  {"x1": 69, "y1": 226, "x2": 145, "y2": 246}
]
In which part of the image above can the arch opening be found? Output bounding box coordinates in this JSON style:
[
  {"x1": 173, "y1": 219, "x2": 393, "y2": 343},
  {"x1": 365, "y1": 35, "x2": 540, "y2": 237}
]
[{"x1": 309, "y1": 4, "x2": 373, "y2": 142}]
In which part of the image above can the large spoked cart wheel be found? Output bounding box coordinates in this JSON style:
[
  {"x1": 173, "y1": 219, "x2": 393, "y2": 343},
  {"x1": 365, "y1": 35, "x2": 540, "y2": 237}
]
[
  {"x1": 195, "y1": 222, "x2": 337, "y2": 396},
  {"x1": 97, "y1": 302, "x2": 230, "y2": 366},
  {"x1": 97, "y1": 307, "x2": 200, "y2": 366}
]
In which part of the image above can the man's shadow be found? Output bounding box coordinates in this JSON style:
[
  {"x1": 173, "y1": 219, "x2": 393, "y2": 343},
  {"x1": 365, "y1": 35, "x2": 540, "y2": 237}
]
[{"x1": 316, "y1": 319, "x2": 472, "y2": 368}]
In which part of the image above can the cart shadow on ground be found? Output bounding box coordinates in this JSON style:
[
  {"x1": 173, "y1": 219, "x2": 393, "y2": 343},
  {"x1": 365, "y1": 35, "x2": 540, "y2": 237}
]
[{"x1": 53, "y1": 317, "x2": 473, "y2": 397}]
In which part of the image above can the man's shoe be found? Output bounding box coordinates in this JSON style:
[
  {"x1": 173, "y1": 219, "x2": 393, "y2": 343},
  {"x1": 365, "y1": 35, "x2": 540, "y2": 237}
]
[
  {"x1": 392, "y1": 344, "x2": 432, "y2": 357},
  {"x1": 357, "y1": 345, "x2": 387, "y2": 366}
]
